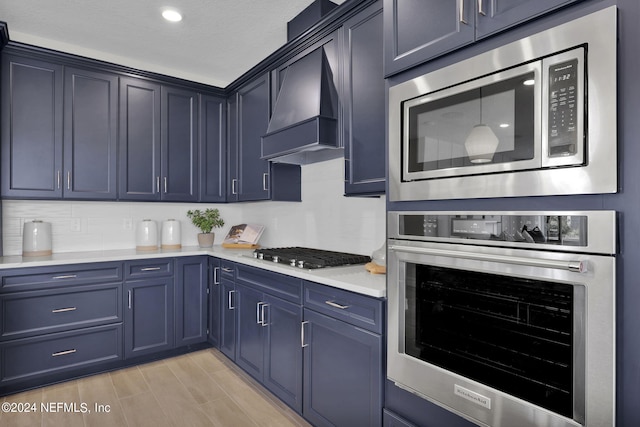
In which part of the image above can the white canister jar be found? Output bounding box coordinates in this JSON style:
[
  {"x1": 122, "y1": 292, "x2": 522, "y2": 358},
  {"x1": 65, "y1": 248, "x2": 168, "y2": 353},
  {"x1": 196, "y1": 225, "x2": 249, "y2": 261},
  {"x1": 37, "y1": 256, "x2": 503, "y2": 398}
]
[
  {"x1": 22, "y1": 220, "x2": 53, "y2": 257},
  {"x1": 161, "y1": 219, "x2": 182, "y2": 249},
  {"x1": 136, "y1": 219, "x2": 158, "y2": 251}
]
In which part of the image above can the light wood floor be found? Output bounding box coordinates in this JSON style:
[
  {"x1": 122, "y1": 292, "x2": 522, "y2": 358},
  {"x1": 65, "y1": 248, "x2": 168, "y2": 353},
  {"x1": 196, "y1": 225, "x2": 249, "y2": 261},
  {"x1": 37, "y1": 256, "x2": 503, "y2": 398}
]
[{"x1": 1, "y1": 348, "x2": 312, "y2": 427}]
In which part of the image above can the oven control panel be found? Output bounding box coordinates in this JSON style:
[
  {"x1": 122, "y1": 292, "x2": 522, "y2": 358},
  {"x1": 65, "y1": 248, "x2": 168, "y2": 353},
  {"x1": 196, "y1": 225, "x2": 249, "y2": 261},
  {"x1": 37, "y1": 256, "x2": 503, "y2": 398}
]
[{"x1": 398, "y1": 213, "x2": 588, "y2": 247}]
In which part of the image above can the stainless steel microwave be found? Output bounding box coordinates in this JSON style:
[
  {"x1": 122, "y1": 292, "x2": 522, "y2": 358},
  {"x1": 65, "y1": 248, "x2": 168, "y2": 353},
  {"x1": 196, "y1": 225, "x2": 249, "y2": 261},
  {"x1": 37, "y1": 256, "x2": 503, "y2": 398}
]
[{"x1": 388, "y1": 7, "x2": 617, "y2": 201}]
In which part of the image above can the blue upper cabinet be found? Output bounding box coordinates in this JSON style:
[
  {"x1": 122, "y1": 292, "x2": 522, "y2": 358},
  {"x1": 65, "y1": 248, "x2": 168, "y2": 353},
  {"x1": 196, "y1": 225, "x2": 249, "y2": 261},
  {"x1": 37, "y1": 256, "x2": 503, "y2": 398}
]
[
  {"x1": 119, "y1": 78, "x2": 199, "y2": 201},
  {"x1": 119, "y1": 77, "x2": 162, "y2": 200},
  {"x1": 342, "y1": 0, "x2": 385, "y2": 196},
  {"x1": 384, "y1": 0, "x2": 581, "y2": 77},
  {"x1": 227, "y1": 73, "x2": 271, "y2": 202},
  {"x1": 161, "y1": 86, "x2": 199, "y2": 202},
  {"x1": 1, "y1": 54, "x2": 118, "y2": 200},
  {"x1": 63, "y1": 67, "x2": 118, "y2": 199},
  {"x1": 1, "y1": 54, "x2": 64, "y2": 199},
  {"x1": 199, "y1": 95, "x2": 227, "y2": 202}
]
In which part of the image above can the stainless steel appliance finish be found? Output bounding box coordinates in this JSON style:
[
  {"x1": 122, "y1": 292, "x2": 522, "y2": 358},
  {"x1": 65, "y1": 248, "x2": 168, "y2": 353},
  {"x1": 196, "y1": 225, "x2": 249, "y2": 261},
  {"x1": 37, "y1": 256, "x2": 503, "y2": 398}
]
[
  {"x1": 387, "y1": 211, "x2": 616, "y2": 427},
  {"x1": 388, "y1": 7, "x2": 617, "y2": 201}
]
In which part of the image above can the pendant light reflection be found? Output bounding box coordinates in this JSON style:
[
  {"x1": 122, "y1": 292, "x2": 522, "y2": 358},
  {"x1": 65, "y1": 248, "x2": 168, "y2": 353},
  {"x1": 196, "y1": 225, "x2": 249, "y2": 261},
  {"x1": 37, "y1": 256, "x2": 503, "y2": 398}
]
[
  {"x1": 464, "y1": 88, "x2": 499, "y2": 164},
  {"x1": 464, "y1": 124, "x2": 499, "y2": 163}
]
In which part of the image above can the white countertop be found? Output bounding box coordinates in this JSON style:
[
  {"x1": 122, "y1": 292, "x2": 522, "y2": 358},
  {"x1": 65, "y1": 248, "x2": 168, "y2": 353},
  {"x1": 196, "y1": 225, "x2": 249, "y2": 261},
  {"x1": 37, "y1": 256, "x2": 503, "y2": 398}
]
[{"x1": 0, "y1": 246, "x2": 387, "y2": 298}]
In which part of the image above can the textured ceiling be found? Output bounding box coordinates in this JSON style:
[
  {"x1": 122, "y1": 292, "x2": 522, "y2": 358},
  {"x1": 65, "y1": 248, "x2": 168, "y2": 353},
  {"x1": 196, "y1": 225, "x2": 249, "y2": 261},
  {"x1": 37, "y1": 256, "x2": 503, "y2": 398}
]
[{"x1": 0, "y1": 0, "x2": 346, "y2": 88}]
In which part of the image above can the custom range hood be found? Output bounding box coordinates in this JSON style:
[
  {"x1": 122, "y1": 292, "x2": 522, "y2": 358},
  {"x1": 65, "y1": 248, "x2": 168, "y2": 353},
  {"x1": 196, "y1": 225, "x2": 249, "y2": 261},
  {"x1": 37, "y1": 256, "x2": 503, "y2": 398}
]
[{"x1": 261, "y1": 46, "x2": 341, "y2": 164}]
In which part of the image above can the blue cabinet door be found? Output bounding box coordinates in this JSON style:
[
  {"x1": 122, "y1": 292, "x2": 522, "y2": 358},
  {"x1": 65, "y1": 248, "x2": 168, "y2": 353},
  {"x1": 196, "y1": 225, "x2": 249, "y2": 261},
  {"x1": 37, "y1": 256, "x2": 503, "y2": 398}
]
[
  {"x1": 475, "y1": 0, "x2": 580, "y2": 39},
  {"x1": 263, "y1": 294, "x2": 303, "y2": 413},
  {"x1": 199, "y1": 95, "x2": 227, "y2": 202},
  {"x1": 219, "y1": 279, "x2": 236, "y2": 360},
  {"x1": 383, "y1": 0, "x2": 474, "y2": 76},
  {"x1": 124, "y1": 277, "x2": 174, "y2": 358},
  {"x1": 1, "y1": 54, "x2": 63, "y2": 198},
  {"x1": 235, "y1": 283, "x2": 265, "y2": 379},
  {"x1": 303, "y1": 308, "x2": 383, "y2": 427},
  {"x1": 119, "y1": 77, "x2": 162, "y2": 200},
  {"x1": 208, "y1": 257, "x2": 221, "y2": 347},
  {"x1": 228, "y1": 73, "x2": 271, "y2": 202},
  {"x1": 161, "y1": 86, "x2": 198, "y2": 201},
  {"x1": 63, "y1": 67, "x2": 118, "y2": 200},
  {"x1": 175, "y1": 257, "x2": 207, "y2": 347},
  {"x1": 343, "y1": 0, "x2": 385, "y2": 196}
]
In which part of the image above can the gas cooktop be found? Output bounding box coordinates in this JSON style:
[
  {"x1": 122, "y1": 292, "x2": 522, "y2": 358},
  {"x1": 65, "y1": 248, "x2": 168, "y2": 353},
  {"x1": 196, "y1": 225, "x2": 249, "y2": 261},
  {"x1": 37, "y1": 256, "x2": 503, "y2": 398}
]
[{"x1": 253, "y1": 247, "x2": 371, "y2": 269}]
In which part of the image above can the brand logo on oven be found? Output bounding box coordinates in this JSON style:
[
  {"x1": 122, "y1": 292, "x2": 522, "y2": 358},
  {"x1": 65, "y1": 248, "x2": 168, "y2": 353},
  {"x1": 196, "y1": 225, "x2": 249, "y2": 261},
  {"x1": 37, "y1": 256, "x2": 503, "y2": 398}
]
[{"x1": 454, "y1": 385, "x2": 492, "y2": 410}]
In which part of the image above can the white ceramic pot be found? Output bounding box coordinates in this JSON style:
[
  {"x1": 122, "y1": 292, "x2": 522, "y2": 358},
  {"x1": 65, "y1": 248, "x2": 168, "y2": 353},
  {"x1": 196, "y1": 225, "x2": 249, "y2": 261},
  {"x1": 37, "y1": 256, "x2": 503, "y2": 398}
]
[
  {"x1": 22, "y1": 220, "x2": 52, "y2": 257},
  {"x1": 136, "y1": 219, "x2": 158, "y2": 251},
  {"x1": 161, "y1": 219, "x2": 182, "y2": 249}
]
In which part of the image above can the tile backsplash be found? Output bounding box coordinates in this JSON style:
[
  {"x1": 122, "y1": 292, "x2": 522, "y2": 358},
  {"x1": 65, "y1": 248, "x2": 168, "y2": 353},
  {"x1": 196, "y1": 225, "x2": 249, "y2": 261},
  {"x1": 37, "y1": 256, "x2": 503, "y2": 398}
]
[{"x1": 2, "y1": 158, "x2": 386, "y2": 257}]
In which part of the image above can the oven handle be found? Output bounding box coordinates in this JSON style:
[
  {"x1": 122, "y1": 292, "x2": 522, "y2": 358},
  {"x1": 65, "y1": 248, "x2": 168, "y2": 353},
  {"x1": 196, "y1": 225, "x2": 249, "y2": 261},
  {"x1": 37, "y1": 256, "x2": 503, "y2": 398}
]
[{"x1": 389, "y1": 244, "x2": 587, "y2": 273}]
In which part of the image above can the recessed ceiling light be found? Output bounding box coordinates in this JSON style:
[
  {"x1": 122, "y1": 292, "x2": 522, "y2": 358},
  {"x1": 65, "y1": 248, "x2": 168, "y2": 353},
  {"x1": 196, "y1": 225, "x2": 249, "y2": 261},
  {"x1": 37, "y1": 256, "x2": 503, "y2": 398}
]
[{"x1": 162, "y1": 9, "x2": 182, "y2": 22}]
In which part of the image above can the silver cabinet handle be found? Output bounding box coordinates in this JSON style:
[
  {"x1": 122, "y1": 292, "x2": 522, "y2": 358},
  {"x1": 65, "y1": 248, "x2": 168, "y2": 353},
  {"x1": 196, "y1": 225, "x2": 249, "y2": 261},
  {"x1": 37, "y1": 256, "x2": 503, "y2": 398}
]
[
  {"x1": 141, "y1": 267, "x2": 161, "y2": 271},
  {"x1": 232, "y1": 179, "x2": 238, "y2": 195},
  {"x1": 52, "y1": 349, "x2": 76, "y2": 357},
  {"x1": 262, "y1": 173, "x2": 269, "y2": 191},
  {"x1": 214, "y1": 267, "x2": 220, "y2": 285},
  {"x1": 459, "y1": 0, "x2": 468, "y2": 24},
  {"x1": 164, "y1": 177, "x2": 168, "y2": 193},
  {"x1": 222, "y1": 267, "x2": 234, "y2": 273},
  {"x1": 128, "y1": 290, "x2": 132, "y2": 309},
  {"x1": 256, "y1": 302, "x2": 264, "y2": 325},
  {"x1": 325, "y1": 300, "x2": 350, "y2": 310},
  {"x1": 56, "y1": 170, "x2": 61, "y2": 189},
  {"x1": 256, "y1": 302, "x2": 268, "y2": 326},
  {"x1": 301, "y1": 321, "x2": 309, "y2": 348},
  {"x1": 67, "y1": 171, "x2": 71, "y2": 190},
  {"x1": 52, "y1": 307, "x2": 77, "y2": 313},
  {"x1": 156, "y1": 176, "x2": 160, "y2": 193},
  {"x1": 53, "y1": 275, "x2": 77, "y2": 280},
  {"x1": 228, "y1": 290, "x2": 236, "y2": 310},
  {"x1": 478, "y1": 0, "x2": 486, "y2": 16}
]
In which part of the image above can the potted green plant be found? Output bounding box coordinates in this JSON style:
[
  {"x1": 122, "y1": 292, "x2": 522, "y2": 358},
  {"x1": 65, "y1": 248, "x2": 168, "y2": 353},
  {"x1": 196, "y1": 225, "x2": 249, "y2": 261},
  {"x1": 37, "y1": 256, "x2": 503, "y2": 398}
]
[{"x1": 187, "y1": 208, "x2": 225, "y2": 248}]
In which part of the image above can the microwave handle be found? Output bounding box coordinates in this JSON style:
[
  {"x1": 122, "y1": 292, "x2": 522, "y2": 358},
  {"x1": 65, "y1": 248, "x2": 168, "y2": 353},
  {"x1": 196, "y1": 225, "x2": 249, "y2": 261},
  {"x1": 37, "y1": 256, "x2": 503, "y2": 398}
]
[{"x1": 389, "y1": 244, "x2": 587, "y2": 273}]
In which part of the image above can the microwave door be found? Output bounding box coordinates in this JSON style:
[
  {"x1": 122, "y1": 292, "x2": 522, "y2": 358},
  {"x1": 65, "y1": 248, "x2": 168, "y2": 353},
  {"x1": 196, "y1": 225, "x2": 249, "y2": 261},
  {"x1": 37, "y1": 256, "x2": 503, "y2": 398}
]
[{"x1": 402, "y1": 61, "x2": 542, "y2": 182}]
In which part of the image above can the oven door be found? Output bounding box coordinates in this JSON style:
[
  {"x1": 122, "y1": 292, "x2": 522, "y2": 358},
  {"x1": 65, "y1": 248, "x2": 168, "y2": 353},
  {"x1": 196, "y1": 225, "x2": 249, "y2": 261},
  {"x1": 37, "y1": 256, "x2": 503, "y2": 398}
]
[{"x1": 387, "y1": 240, "x2": 615, "y2": 427}]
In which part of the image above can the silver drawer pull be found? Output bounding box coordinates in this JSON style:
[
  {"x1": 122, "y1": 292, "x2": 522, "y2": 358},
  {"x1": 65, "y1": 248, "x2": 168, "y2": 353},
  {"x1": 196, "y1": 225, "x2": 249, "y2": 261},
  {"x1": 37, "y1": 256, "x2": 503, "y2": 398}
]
[
  {"x1": 52, "y1": 349, "x2": 77, "y2": 357},
  {"x1": 52, "y1": 307, "x2": 77, "y2": 313},
  {"x1": 52, "y1": 275, "x2": 77, "y2": 280},
  {"x1": 222, "y1": 267, "x2": 234, "y2": 273},
  {"x1": 325, "y1": 301, "x2": 350, "y2": 310},
  {"x1": 141, "y1": 267, "x2": 161, "y2": 271}
]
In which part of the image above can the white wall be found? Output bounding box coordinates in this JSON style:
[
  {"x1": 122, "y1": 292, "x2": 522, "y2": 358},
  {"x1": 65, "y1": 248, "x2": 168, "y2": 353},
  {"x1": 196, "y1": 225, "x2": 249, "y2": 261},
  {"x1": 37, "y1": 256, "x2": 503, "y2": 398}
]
[{"x1": 2, "y1": 158, "x2": 386, "y2": 257}]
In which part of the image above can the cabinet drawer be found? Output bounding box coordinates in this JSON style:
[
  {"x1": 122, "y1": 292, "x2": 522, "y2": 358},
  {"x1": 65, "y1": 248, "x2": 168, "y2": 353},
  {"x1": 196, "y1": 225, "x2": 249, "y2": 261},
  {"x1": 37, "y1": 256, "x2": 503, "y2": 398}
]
[
  {"x1": 220, "y1": 260, "x2": 235, "y2": 278},
  {"x1": 236, "y1": 264, "x2": 302, "y2": 304},
  {"x1": 304, "y1": 281, "x2": 384, "y2": 334},
  {"x1": 0, "y1": 324, "x2": 123, "y2": 384},
  {"x1": 125, "y1": 259, "x2": 173, "y2": 279},
  {"x1": 1, "y1": 283, "x2": 121, "y2": 340},
  {"x1": 0, "y1": 262, "x2": 122, "y2": 292}
]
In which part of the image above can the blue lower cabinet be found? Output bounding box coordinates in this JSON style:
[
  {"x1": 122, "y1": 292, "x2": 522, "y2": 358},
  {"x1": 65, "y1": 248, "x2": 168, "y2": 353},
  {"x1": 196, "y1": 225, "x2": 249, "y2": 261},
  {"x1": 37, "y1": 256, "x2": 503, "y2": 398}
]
[
  {"x1": 0, "y1": 324, "x2": 122, "y2": 385},
  {"x1": 219, "y1": 278, "x2": 236, "y2": 360},
  {"x1": 124, "y1": 277, "x2": 174, "y2": 358},
  {"x1": 235, "y1": 283, "x2": 303, "y2": 412},
  {"x1": 303, "y1": 307, "x2": 383, "y2": 427},
  {"x1": 175, "y1": 257, "x2": 208, "y2": 347},
  {"x1": 383, "y1": 409, "x2": 418, "y2": 427}
]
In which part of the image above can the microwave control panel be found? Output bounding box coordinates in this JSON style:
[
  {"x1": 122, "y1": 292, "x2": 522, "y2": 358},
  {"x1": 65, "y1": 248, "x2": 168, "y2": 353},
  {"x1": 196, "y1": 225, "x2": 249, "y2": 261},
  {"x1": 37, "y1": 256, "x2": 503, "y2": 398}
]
[{"x1": 548, "y1": 58, "x2": 579, "y2": 157}]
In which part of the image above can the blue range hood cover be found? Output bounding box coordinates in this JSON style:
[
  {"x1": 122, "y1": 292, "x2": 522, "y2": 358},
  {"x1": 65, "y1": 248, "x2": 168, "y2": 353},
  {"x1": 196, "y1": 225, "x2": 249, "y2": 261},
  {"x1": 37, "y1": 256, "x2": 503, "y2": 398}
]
[{"x1": 261, "y1": 46, "x2": 340, "y2": 164}]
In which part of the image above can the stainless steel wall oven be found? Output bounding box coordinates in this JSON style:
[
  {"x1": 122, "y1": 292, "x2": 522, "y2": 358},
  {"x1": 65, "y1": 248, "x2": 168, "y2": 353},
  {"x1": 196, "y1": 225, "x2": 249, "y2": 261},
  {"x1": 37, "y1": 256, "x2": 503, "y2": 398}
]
[
  {"x1": 387, "y1": 211, "x2": 616, "y2": 427},
  {"x1": 388, "y1": 7, "x2": 617, "y2": 201}
]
